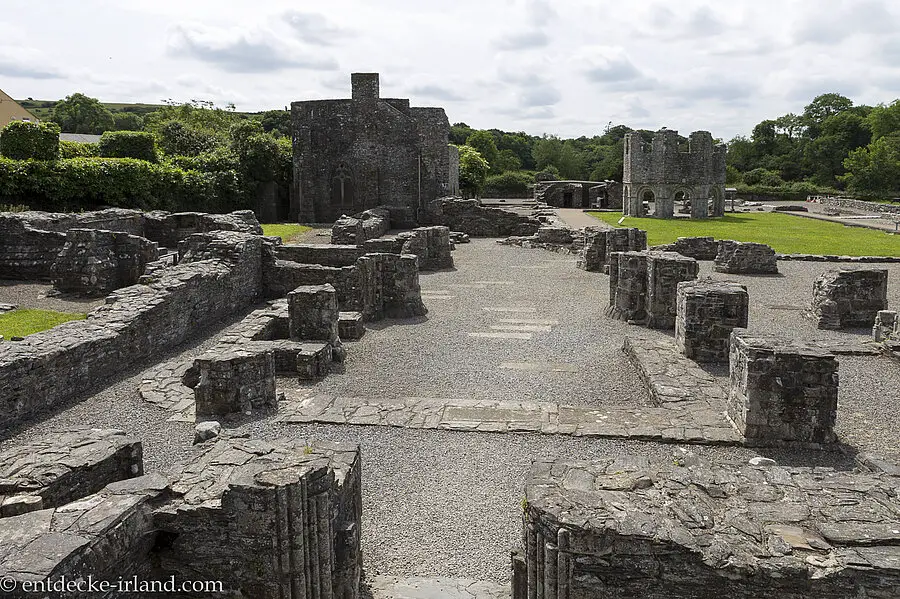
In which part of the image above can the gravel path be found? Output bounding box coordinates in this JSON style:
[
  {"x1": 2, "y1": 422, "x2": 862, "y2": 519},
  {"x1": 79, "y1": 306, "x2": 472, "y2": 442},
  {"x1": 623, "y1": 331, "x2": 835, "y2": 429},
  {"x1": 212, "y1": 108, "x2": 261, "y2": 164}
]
[
  {"x1": 0, "y1": 237, "x2": 896, "y2": 583},
  {"x1": 0, "y1": 280, "x2": 106, "y2": 313}
]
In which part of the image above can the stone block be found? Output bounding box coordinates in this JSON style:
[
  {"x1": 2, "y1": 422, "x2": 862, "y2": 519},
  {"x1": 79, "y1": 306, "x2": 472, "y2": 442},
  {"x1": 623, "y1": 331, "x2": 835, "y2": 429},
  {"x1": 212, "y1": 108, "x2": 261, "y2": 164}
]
[
  {"x1": 288, "y1": 283, "x2": 340, "y2": 343},
  {"x1": 399, "y1": 225, "x2": 454, "y2": 270},
  {"x1": 810, "y1": 268, "x2": 888, "y2": 330},
  {"x1": 605, "y1": 227, "x2": 647, "y2": 261},
  {"x1": 645, "y1": 250, "x2": 699, "y2": 329},
  {"x1": 653, "y1": 236, "x2": 719, "y2": 260},
  {"x1": 297, "y1": 342, "x2": 334, "y2": 380},
  {"x1": 575, "y1": 227, "x2": 607, "y2": 271},
  {"x1": 51, "y1": 228, "x2": 159, "y2": 295},
  {"x1": 339, "y1": 311, "x2": 365, "y2": 340},
  {"x1": 609, "y1": 251, "x2": 648, "y2": 322},
  {"x1": 874, "y1": 310, "x2": 898, "y2": 342},
  {"x1": 194, "y1": 347, "x2": 277, "y2": 418},
  {"x1": 676, "y1": 280, "x2": 749, "y2": 362},
  {"x1": 714, "y1": 240, "x2": 779, "y2": 274},
  {"x1": 728, "y1": 331, "x2": 838, "y2": 445}
]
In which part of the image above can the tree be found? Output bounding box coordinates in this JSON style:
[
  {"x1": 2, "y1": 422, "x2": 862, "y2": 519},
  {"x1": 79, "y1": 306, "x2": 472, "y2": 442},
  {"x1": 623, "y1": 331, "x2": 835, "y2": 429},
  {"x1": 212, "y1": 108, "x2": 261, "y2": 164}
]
[
  {"x1": 449, "y1": 122, "x2": 474, "y2": 146},
  {"x1": 532, "y1": 134, "x2": 562, "y2": 171},
  {"x1": 455, "y1": 144, "x2": 489, "y2": 197},
  {"x1": 494, "y1": 149, "x2": 522, "y2": 172},
  {"x1": 465, "y1": 130, "x2": 499, "y2": 170},
  {"x1": 867, "y1": 100, "x2": 900, "y2": 141},
  {"x1": 841, "y1": 133, "x2": 900, "y2": 197},
  {"x1": 803, "y1": 93, "x2": 854, "y2": 137},
  {"x1": 113, "y1": 112, "x2": 144, "y2": 131},
  {"x1": 260, "y1": 110, "x2": 291, "y2": 138},
  {"x1": 51, "y1": 93, "x2": 115, "y2": 134}
]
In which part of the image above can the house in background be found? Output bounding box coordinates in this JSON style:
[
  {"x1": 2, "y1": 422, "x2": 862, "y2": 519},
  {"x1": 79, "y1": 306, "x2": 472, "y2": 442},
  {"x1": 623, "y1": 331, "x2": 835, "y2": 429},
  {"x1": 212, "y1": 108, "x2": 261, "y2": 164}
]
[{"x1": 0, "y1": 89, "x2": 38, "y2": 128}]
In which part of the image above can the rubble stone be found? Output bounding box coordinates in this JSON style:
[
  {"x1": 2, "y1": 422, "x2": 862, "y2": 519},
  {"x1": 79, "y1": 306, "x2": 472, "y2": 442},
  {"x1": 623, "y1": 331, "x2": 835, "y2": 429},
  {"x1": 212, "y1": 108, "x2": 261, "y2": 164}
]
[
  {"x1": 193, "y1": 347, "x2": 277, "y2": 418},
  {"x1": 874, "y1": 310, "x2": 898, "y2": 342},
  {"x1": 676, "y1": 280, "x2": 749, "y2": 362},
  {"x1": 51, "y1": 228, "x2": 159, "y2": 295},
  {"x1": 810, "y1": 268, "x2": 889, "y2": 330},
  {"x1": 714, "y1": 240, "x2": 779, "y2": 274},
  {"x1": 645, "y1": 251, "x2": 699, "y2": 329},
  {"x1": 653, "y1": 236, "x2": 719, "y2": 260}
]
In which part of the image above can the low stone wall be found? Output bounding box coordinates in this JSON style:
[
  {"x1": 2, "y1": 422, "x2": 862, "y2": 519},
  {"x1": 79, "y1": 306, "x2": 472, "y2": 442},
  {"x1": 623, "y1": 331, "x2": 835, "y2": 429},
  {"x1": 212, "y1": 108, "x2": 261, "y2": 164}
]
[
  {"x1": 274, "y1": 243, "x2": 363, "y2": 267},
  {"x1": 778, "y1": 253, "x2": 900, "y2": 263},
  {"x1": 399, "y1": 226, "x2": 454, "y2": 270},
  {"x1": 143, "y1": 210, "x2": 263, "y2": 247},
  {"x1": 714, "y1": 240, "x2": 779, "y2": 274},
  {"x1": 0, "y1": 216, "x2": 66, "y2": 280},
  {"x1": 676, "y1": 280, "x2": 749, "y2": 362},
  {"x1": 653, "y1": 236, "x2": 719, "y2": 260},
  {"x1": 265, "y1": 261, "x2": 358, "y2": 308},
  {"x1": 810, "y1": 268, "x2": 889, "y2": 330},
  {"x1": 608, "y1": 251, "x2": 648, "y2": 322},
  {"x1": 194, "y1": 347, "x2": 277, "y2": 419},
  {"x1": 331, "y1": 207, "x2": 391, "y2": 244},
  {"x1": 574, "y1": 226, "x2": 609, "y2": 271},
  {"x1": 728, "y1": 331, "x2": 838, "y2": 446},
  {"x1": 9, "y1": 208, "x2": 146, "y2": 235},
  {"x1": 51, "y1": 228, "x2": 160, "y2": 295},
  {"x1": 0, "y1": 231, "x2": 264, "y2": 431},
  {"x1": 422, "y1": 197, "x2": 540, "y2": 237},
  {"x1": 514, "y1": 455, "x2": 900, "y2": 598},
  {"x1": 820, "y1": 196, "x2": 900, "y2": 215},
  {"x1": 645, "y1": 251, "x2": 699, "y2": 329},
  {"x1": 874, "y1": 310, "x2": 898, "y2": 342}
]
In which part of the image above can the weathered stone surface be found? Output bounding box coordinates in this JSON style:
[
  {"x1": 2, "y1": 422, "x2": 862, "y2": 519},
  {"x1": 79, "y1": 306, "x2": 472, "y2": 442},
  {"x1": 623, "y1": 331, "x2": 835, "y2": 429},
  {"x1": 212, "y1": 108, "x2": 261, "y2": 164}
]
[
  {"x1": 449, "y1": 231, "x2": 470, "y2": 244},
  {"x1": 356, "y1": 253, "x2": 428, "y2": 320},
  {"x1": 399, "y1": 226, "x2": 454, "y2": 270},
  {"x1": 155, "y1": 437, "x2": 362, "y2": 599},
  {"x1": 275, "y1": 243, "x2": 363, "y2": 267},
  {"x1": 369, "y1": 576, "x2": 509, "y2": 599},
  {"x1": 288, "y1": 284, "x2": 340, "y2": 343},
  {"x1": 676, "y1": 280, "x2": 749, "y2": 362},
  {"x1": 714, "y1": 240, "x2": 779, "y2": 274},
  {"x1": 574, "y1": 226, "x2": 609, "y2": 271},
  {"x1": 646, "y1": 251, "x2": 699, "y2": 329},
  {"x1": 728, "y1": 331, "x2": 838, "y2": 446},
  {"x1": 0, "y1": 428, "x2": 142, "y2": 516},
  {"x1": 193, "y1": 421, "x2": 221, "y2": 444},
  {"x1": 810, "y1": 268, "x2": 888, "y2": 330},
  {"x1": 143, "y1": 209, "x2": 263, "y2": 247},
  {"x1": 332, "y1": 207, "x2": 391, "y2": 245},
  {"x1": 516, "y1": 455, "x2": 900, "y2": 598},
  {"x1": 297, "y1": 342, "x2": 334, "y2": 380},
  {"x1": 0, "y1": 215, "x2": 66, "y2": 280},
  {"x1": 51, "y1": 228, "x2": 159, "y2": 295},
  {"x1": 608, "y1": 251, "x2": 648, "y2": 322},
  {"x1": 653, "y1": 235, "x2": 719, "y2": 260},
  {"x1": 193, "y1": 347, "x2": 277, "y2": 419},
  {"x1": 604, "y1": 227, "x2": 647, "y2": 268},
  {"x1": 422, "y1": 197, "x2": 540, "y2": 237},
  {"x1": 874, "y1": 310, "x2": 898, "y2": 342},
  {"x1": 339, "y1": 311, "x2": 365, "y2": 340}
]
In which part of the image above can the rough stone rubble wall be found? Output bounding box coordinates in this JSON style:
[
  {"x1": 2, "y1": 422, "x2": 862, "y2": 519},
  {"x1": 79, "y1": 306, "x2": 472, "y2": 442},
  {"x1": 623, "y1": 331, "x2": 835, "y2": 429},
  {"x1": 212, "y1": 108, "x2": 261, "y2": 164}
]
[
  {"x1": 399, "y1": 226, "x2": 454, "y2": 270},
  {"x1": 714, "y1": 240, "x2": 779, "y2": 274},
  {"x1": 820, "y1": 196, "x2": 900, "y2": 215},
  {"x1": 422, "y1": 197, "x2": 540, "y2": 237},
  {"x1": 653, "y1": 236, "x2": 720, "y2": 260},
  {"x1": 676, "y1": 280, "x2": 749, "y2": 363},
  {"x1": 331, "y1": 207, "x2": 391, "y2": 245},
  {"x1": 0, "y1": 231, "x2": 264, "y2": 431},
  {"x1": 0, "y1": 216, "x2": 66, "y2": 279},
  {"x1": 51, "y1": 228, "x2": 160, "y2": 295},
  {"x1": 810, "y1": 268, "x2": 889, "y2": 330},
  {"x1": 608, "y1": 250, "x2": 698, "y2": 328}
]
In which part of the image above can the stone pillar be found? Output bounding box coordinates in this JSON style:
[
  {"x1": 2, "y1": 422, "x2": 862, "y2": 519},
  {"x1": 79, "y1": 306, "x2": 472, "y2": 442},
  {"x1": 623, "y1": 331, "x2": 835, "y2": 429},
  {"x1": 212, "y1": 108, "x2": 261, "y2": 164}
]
[
  {"x1": 676, "y1": 280, "x2": 749, "y2": 362},
  {"x1": 194, "y1": 347, "x2": 277, "y2": 418},
  {"x1": 810, "y1": 269, "x2": 889, "y2": 330},
  {"x1": 645, "y1": 251, "x2": 699, "y2": 329},
  {"x1": 690, "y1": 192, "x2": 709, "y2": 219},
  {"x1": 727, "y1": 331, "x2": 838, "y2": 445},
  {"x1": 610, "y1": 251, "x2": 648, "y2": 322},
  {"x1": 400, "y1": 226, "x2": 453, "y2": 271},
  {"x1": 605, "y1": 227, "x2": 647, "y2": 259},
  {"x1": 288, "y1": 284, "x2": 340, "y2": 343},
  {"x1": 874, "y1": 310, "x2": 898, "y2": 342},
  {"x1": 575, "y1": 227, "x2": 607, "y2": 272},
  {"x1": 713, "y1": 240, "x2": 778, "y2": 274}
]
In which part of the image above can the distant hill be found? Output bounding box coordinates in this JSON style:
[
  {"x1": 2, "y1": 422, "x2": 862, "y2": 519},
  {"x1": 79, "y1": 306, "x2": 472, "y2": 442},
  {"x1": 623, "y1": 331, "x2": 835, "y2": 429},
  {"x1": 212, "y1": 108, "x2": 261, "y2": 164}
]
[{"x1": 16, "y1": 99, "x2": 261, "y2": 121}]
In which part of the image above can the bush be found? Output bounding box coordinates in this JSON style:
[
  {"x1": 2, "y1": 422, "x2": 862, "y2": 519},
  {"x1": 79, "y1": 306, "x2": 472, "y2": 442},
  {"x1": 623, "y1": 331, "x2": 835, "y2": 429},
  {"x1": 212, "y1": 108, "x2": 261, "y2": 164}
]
[
  {"x1": 534, "y1": 165, "x2": 560, "y2": 182},
  {"x1": 98, "y1": 131, "x2": 158, "y2": 162},
  {"x1": 0, "y1": 121, "x2": 60, "y2": 160},
  {"x1": 742, "y1": 168, "x2": 784, "y2": 187},
  {"x1": 59, "y1": 140, "x2": 98, "y2": 159},
  {"x1": 482, "y1": 171, "x2": 534, "y2": 198},
  {"x1": 157, "y1": 121, "x2": 221, "y2": 157},
  {"x1": 733, "y1": 181, "x2": 842, "y2": 201},
  {"x1": 0, "y1": 157, "x2": 244, "y2": 213}
]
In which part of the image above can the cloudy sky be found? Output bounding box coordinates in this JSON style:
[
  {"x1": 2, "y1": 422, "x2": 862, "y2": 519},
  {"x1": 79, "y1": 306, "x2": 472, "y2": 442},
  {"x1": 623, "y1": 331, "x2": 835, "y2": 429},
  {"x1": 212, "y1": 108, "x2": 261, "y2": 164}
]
[{"x1": 2, "y1": 0, "x2": 898, "y2": 140}]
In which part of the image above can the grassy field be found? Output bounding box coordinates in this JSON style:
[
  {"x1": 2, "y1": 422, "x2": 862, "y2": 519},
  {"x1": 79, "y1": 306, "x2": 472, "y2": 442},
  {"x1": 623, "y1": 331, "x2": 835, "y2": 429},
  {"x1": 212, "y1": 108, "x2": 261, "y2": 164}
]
[
  {"x1": 587, "y1": 212, "x2": 900, "y2": 256},
  {"x1": 261, "y1": 223, "x2": 313, "y2": 243},
  {"x1": 0, "y1": 308, "x2": 86, "y2": 338}
]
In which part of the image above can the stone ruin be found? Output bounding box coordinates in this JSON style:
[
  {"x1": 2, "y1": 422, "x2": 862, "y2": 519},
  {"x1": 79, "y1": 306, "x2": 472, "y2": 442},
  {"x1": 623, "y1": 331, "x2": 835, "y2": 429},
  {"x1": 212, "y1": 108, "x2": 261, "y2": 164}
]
[
  {"x1": 652, "y1": 235, "x2": 720, "y2": 260},
  {"x1": 570, "y1": 226, "x2": 648, "y2": 272},
  {"x1": 607, "y1": 250, "x2": 699, "y2": 328},
  {"x1": 0, "y1": 428, "x2": 362, "y2": 599},
  {"x1": 421, "y1": 197, "x2": 540, "y2": 237},
  {"x1": 513, "y1": 454, "x2": 900, "y2": 599},
  {"x1": 533, "y1": 179, "x2": 623, "y2": 209},
  {"x1": 810, "y1": 268, "x2": 889, "y2": 330},
  {"x1": 873, "y1": 310, "x2": 900, "y2": 359},
  {"x1": 623, "y1": 128, "x2": 726, "y2": 218},
  {"x1": 676, "y1": 280, "x2": 749, "y2": 363},
  {"x1": 713, "y1": 240, "x2": 779, "y2": 274},
  {"x1": 728, "y1": 331, "x2": 838, "y2": 446},
  {"x1": 51, "y1": 228, "x2": 159, "y2": 295}
]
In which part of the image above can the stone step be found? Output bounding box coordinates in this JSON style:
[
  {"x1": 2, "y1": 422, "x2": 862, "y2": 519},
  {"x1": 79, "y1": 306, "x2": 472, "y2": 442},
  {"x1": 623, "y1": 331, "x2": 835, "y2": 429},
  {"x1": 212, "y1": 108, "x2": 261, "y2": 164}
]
[{"x1": 339, "y1": 311, "x2": 365, "y2": 340}]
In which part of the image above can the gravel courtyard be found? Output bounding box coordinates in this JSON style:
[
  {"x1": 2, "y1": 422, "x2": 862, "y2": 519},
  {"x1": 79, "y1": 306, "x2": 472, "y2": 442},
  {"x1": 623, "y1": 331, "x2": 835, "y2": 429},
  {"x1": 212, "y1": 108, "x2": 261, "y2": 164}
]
[{"x1": 1, "y1": 237, "x2": 898, "y2": 584}]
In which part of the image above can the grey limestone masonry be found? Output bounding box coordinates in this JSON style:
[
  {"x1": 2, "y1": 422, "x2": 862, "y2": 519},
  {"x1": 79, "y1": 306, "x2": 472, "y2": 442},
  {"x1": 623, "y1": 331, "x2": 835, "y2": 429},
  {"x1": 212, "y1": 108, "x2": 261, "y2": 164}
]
[
  {"x1": 645, "y1": 251, "x2": 699, "y2": 329},
  {"x1": 0, "y1": 215, "x2": 66, "y2": 279},
  {"x1": 874, "y1": 310, "x2": 898, "y2": 342},
  {"x1": 810, "y1": 268, "x2": 889, "y2": 330},
  {"x1": 604, "y1": 227, "x2": 647, "y2": 271},
  {"x1": 332, "y1": 207, "x2": 391, "y2": 245},
  {"x1": 534, "y1": 180, "x2": 623, "y2": 209},
  {"x1": 399, "y1": 226, "x2": 454, "y2": 270},
  {"x1": 714, "y1": 240, "x2": 779, "y2": 274},
  {"x1": 0, "y1": 428, "x2": 142, "y2": 518},
  {"x1": 653, "y1": 235, "x2": 720, "y2": 260},
  {"x1": 820, "y1": 196, "x2": 900, "y2": 215},
  {"x1": 728, "y1": 330, "x2": 838, "y2": 446},
  {"x1": 291, "y1": 73, "x2": 456, "y2": 223},
  {"x1": 513, "y1": 455, "x2": 900, "y2": 599},
  {"x1": 608, "y1": 251, "x2": 648, "y2": 322},
  {"x1": 288, "y1": 284, "x2": 341, "y2": 344},
  {"x1": 676, "y1": 280, "x2": 750, "y2": 362},
  {"x1": 623, "y1": 129, "x2": 727, "y2": 218},
  {"x1": 421, "y1": 197, "x2": 540, "y2": 237},
  {"x1": 275, "y1": 243, "x2": 364, "y2": 267},
  {"x1": 0, "y1": 436, "x2": 362, "y2": 599},
  {"x1": 0, "y1": 230, "x2": 264, "y2": 430},
  {"x1": 51, "y1": 228, "x2": 160, "y2": 295},
  {"x1": 193, "y1": 347, "x2": 277, "y2": 419},
  {"x1": 574, "y1": 226, "x2": 608, "y2": 271}
]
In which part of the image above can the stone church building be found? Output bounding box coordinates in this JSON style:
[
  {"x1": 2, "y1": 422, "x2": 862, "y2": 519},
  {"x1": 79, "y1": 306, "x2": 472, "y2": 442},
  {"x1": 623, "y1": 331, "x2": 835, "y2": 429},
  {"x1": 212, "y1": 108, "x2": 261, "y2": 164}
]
[{"x1": 290, "y1": 73, "x2": 459, "y2": 223}]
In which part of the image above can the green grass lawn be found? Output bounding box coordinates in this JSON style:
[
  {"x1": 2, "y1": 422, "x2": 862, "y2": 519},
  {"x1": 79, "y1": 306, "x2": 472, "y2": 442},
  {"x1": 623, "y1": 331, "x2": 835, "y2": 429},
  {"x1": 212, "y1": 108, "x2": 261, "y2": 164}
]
[
  {"x1": 0, "y1": 308, "x2": 86, "y2": 338},
  {"x1": 261, "y1": 223, "x2": 313, "y2": 243},
  {"x1": 587, "y1": 212, "x2": 900, "y2": 256}
]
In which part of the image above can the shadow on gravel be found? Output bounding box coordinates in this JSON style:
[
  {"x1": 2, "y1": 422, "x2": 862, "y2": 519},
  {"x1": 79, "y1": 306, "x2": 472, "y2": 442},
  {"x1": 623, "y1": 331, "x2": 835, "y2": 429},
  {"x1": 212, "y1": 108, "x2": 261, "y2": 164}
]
[
  {"x1": 364, "y1": 316, "x2": 429, "y2": 331},
  {"x1": 755, "y1": 443, "x2": 859, "y2": 471}
]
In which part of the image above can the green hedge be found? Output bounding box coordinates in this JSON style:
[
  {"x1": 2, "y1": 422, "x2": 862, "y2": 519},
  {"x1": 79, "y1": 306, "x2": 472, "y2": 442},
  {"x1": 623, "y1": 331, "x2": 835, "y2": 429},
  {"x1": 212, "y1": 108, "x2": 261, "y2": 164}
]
[
  {"x1": 59, "y1": 140, "x2": 98, "y2": 159},
  {"x1": 0, "y1": 121, "x2": 60, "y2": 161},
  {"x1": 0, "y1": 157, "x2": 244, "y2": 212},
  {"x1": 98, "y1": 131, "x2": 158, "y2": 162},
  {"x1": 482, "y1": 171, "x2": 535, "y2": 198}
]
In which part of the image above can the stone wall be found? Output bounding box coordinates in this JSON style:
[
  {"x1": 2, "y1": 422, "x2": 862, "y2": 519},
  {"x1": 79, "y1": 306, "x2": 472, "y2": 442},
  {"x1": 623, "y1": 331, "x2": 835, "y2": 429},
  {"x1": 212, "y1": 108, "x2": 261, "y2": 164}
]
[
  {"x1": 728, "y1": 331, "x2": 838, "y2": 446},
  {"x1": 810, "y1": 268, "x2": 889, "y2": 330},
  {"x1": 645, "y1": 251, "x2": 699, "y2": 329},
  {"x1": 399, "y1": 226, "x2": 454, "y2": 270},
  {"x1": 0, "y1": 231, "x2": 264, "y2": 431},
  {"x1": 331, "y1": 207, "x2": 391, "y2": 244},
  {"x1": 514, "y1": 455, "x2": 900, "y2": 598},
  {"x1": 194, "y1": 347, "x2": 277, "y2": 419},
  {"x1": 676, "y1": 280, "x2": 749, "y2": 362},
  {"x1": 874, "y1": 310, "x2": 898, "y2": 342},
  {"x1": 608, "y1": 251, "x2": 648, "y2": 322},
  {"x1": 422, "y1": 197, "x2": 540, "y2": 237},
  {"x1": 714, "y1": 240, "x2": 779, "y2": 274},
  {"x1": 820, "y1": 196, "x2": 900, "y2": 215},
  {"x1": 574, "y1": 226, "x2": 609, "y2": 271},
  {"x1": 51, "y1": 228, "x2": 160, "y2": 295},
  {"x1": 275, "y1": 243, "x2": 364, "y2": 267},
  {"x1": 653, "y1": 236, "x2": 720, "y2": 260},
  {"x1": 0, "y1": 215, "x2": 66, "y2": 280},
  {"x1": 605, "y1": 227, "x2": 648, "y2": 267},
  {"x1": 143, "y1": 210, "x2": 263, "y2": 247}
]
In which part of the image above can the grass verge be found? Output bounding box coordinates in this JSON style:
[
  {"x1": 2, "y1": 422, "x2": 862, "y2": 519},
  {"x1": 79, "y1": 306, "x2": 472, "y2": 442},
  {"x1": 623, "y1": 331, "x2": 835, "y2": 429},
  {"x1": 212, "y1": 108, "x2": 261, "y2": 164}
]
[
  {"x1": 0, "y1": 308, "x2": 86, "y2": 338},
  {"x1": 587, "y1": 212, "x2": 900, "y2": 256},
  {"x1": 261, "y1": 223, "x2": 313, "y2": 244}
]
